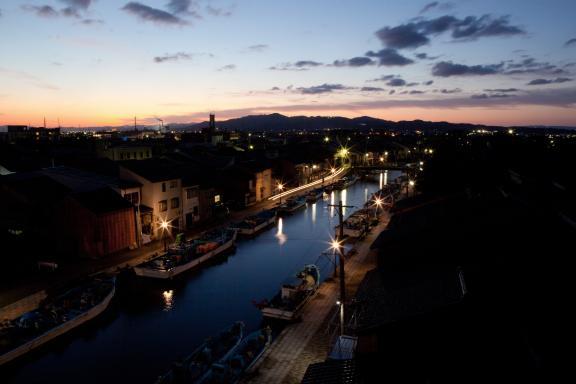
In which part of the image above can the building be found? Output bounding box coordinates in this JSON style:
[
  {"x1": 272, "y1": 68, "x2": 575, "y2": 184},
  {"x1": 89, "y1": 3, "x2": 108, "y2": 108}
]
[
  {"x1": 99, "y1": 145, "x2": 153, "y2": 161},
  {"x1": 119, "y1": 159, "x2": 183, "y2": 238},
  {"x1": 0, "y1": 125, "x2": 60, "y2": 143}
]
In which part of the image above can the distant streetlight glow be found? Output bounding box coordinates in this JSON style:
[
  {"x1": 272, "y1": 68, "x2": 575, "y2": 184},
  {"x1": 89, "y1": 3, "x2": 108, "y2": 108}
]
[{"x1": 409, "y1": 180, "x2": 415, "y2": 187}]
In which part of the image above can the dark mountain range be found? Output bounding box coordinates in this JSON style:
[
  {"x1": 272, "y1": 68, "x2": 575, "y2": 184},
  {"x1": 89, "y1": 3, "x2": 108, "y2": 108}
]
[{"x1": 182, "y1": 113, "x2": 499, "y2": 133}]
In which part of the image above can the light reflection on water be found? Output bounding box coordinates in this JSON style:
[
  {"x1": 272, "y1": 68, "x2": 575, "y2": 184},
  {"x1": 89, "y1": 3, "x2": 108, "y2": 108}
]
[
  {"x1": 162, "y1": 290, "x2": 174, "y2": 312},
  {"x1": 275, "y1": 217, "x2": 287, "y2": 245}
]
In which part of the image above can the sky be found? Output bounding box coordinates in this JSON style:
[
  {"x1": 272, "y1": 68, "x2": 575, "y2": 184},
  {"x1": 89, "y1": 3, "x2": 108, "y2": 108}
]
[{"x1": 1, "y1": 0, "x2": 575, "y2": 127}]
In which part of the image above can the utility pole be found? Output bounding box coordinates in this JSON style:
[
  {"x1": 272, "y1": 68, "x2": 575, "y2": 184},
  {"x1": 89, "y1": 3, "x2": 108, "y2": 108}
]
[{"x1": 328, "y1": 199, "x2": 354, "y2": 335}]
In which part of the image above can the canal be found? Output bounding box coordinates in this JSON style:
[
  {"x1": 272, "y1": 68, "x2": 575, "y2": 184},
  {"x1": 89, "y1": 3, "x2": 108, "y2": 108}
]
[{"x1": 2, "y1": 172, "x2": 399, "y2": 384}]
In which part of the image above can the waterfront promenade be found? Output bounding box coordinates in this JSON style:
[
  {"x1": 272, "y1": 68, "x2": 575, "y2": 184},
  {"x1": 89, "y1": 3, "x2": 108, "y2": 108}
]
[{"x1": 244, "y1": 211, "x2": 391, "y2": 384}]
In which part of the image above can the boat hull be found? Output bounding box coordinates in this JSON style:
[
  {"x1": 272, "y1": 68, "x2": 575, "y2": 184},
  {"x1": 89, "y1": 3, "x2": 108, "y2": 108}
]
[
  {"x1": 0, "y1": 285, "x2": 115, "y2": 366},
  {"x1": 134, "y1": 232, "x2": 237, "y2": 279},
  {"x1": 234, "y1": 216, "x2": 275, "y2": 236}
]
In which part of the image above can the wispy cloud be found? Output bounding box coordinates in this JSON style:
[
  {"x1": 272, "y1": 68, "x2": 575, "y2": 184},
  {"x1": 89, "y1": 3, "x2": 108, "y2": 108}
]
[
  {"x1": 432, "y1": 61, "x2": 502, "y2": 77},
  {"x1": 153, "y1": 51, "x2": 213, "y2": 63},
  {"x1": 245, "y1": 44, "x2": 269, "y2": 53},
  {"x1": 296, "y1": 83, "x2": 351, "y2": 94},
  {"x1": 333, "y1": 57, "x2": 375, "y2": 67},
  {"x1": 0, "y1": 67, "x2": 59, "y2": 90},
  {"x1": 366, "y1": 49, "x2": 414, "y2": 66},
  {"x1": 527, "y1": 78, "x2": 572, "y2": 86},
  {"x1": 218, "y1": 64, "x2": 236, "y2": 71},
  {"x1": 565, "y1": 38, "x2": 576, "y2": 47},
  {"x1": 21, "y1": 5, "x2": 59, "y2": 18},
  {"x1": 122, "y1": 2, "x2": 188, "y2": 25},
  {"x1": 270, "y1": 61, "x2": 323, "y2": 71},
  {"x1": 376, "y1": 14, "x2": 525, "y2": 50}
]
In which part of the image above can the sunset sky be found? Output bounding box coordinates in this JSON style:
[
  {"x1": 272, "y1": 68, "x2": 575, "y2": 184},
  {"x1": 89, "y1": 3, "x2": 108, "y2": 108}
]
[{"x1": 1, "y1": 0, "x2": 575, "y2": 127}]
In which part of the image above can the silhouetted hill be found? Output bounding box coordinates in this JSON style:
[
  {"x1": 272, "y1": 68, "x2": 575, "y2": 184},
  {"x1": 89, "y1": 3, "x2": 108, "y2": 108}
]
[{"x1": 183, "y1": 113, "x2": 501, "y2": 133}]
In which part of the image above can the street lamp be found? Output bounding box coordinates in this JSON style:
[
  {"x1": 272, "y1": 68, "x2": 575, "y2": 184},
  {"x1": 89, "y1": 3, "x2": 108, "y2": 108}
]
[
  {"x1": 374, "y1": 197, "x2": 383, "y2": 219},
  {"x1": 160, "y1": 220, "x2": 169, "y2": 252},
  {"x1": 277, "y1": 183, "x2": 284, "y2": 205},
  {"x1": 330, "y1": 238, "x2": 345, "y2": 335}
]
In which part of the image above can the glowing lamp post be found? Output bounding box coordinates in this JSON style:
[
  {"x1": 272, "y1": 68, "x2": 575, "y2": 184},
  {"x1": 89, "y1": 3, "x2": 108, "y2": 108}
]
[
  {"x1": 331, "y1": 238, "x2": 345, "y2": 335},
  {"x1": 374, "y1": 197, "x2": 383, "y2": 218},
  {"x1": 160, "y1": 220, "x2": 169, "y2": 252},
  {"x1": 277, "y1": 183, "x2": 284, "y2": 205}
]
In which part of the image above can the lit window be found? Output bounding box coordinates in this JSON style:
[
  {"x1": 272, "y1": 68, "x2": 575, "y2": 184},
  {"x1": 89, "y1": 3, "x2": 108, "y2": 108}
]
[
  {"x1": 214, "y1": 195, "x2": 221, "y2": 203},
  {"x1": 159, "y1": 200, "x2": 167, "y2": 212}
]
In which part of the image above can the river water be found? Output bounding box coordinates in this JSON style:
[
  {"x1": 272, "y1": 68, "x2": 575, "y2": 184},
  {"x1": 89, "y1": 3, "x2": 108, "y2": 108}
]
[{"x1": 2, "y1": 172, "x2": 399, "y2": 384}]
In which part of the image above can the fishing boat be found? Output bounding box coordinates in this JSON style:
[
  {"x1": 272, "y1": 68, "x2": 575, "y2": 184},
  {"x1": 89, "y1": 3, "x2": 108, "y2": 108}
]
[
  {"x1": 229, "y1": 209, "x2": 276, "y2": 236},
  {"x1": 276, "y1": 196, "x2": 306, "y2": 217},
  {"x1": 0, "y1": 275, "x2": 115, "y2": 366},
  {"x1": 335, "y1": 210, "x2": 370, "y2": 238},
  {"x1": 260, "y1": 265, "x2": 321, "y2": 321},
  {"x1": 199, "y1": 327, "x2": 272, "y2": 384},
  {"x1": 305, "y1": 188, "x2": 324, "y2": 203},
  {"x1": 134, "y1": 228, "x2": 237, "y2": 279},
  {"x1": 155, "y1": 322, "x2": 244, "y2": 384},
  {"x1": 333, "y1": 175, "x2": 359, "y2": 191}
]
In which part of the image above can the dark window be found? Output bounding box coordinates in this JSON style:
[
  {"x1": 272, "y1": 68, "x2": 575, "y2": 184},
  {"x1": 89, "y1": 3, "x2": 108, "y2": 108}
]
[
  {"x1": 125, "y1": 192, "x2": 139, "y2": 205},
  {"x1": 170, "y1": 181, "x2": 177, "y2": 189},
  {"x1": 171, "y1": 197, "x2": 180, "y2": 209},
  {"x1": 162, "y1": 183, "x2": 166, "y2": 192},
  {"x1": 193, "y1": 206, "x2": 199, "y2": 216},
  {"x1": 159, "y1": 200, "x2": 167, "y2": 212}
]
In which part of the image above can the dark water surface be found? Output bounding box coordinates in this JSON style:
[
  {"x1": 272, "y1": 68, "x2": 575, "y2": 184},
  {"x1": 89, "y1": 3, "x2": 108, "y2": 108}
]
[{"x1": 2, "y1": 173, "x2": 398, "y2": 384}]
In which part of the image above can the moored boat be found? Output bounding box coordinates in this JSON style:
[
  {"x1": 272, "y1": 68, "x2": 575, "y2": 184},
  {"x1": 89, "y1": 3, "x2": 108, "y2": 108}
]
[
  {"x1": 260, "y1": 264, "x2": 321, "y2": 321},
  {"x1": 199, "y1": 327, "x2": 272, "y2": 384},
  {"x1": 335, "y1": 209, "x2": 370, "y2": 238},
  {"x1": 229, "y1": 209, "x2": 276, "y2": 236},
  {"x1": 155, "y1": 322, "x2": 245, "y2": 384},
  {"x1": 305, "y1": 188, "x2": 324, "y2": 203},
  {"x1": 134, "y1": 228, "x2": 237, "y2": 279},
  {"x1": 0, "y1": 275, "x2": 115, "y2": 366},
  {"x1": 276, "y1": 196, "x2": 306, "y2": 216}
]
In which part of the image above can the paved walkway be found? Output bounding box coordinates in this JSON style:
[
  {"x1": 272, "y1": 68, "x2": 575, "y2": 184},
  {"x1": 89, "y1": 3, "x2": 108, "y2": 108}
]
[{"x1": 244, "y1": 212, "x2": 391, "y2": 384}]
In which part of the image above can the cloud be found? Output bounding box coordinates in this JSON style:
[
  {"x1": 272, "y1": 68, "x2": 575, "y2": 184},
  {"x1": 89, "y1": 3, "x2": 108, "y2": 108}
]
[
  {"x1": 370, "y1": 74, "x2": 397, "y2": 82},
  {"x1": 81, "y1": 18, "x2": 104, "y2": 25},
  {"x1": 420, "y1": 1, "x2": 453, "y2": 14},
  {"x1": 366, "y1": 49, "x2": 414, "y2": 66},
  {"x1": 361, "y1": 87, "x2": 385, "y2": 92},
  {"x1": 484, "y1": 88, "x2": 518, "y2": 93},
  {"x1": 59, "y1": 0, "x2": 93, "y2": 9},
  {"x1": 504, "y1": 57, "x2": 566, "y2": 75},
  {"x1": 387, "y1": 78, "x2": 406, "y2": 87},
  {"x1": 333, "y1": 57, "x2": 375, "y2": 67},
  {"x1": 154, "y1": 51, "x2": 213, "y2": 63},
  {"x1": 122, "y1": 2, "x2": 187, "y2": 25},
  {"x1": 166, "y1": 0, "x2": 193, "y2": 14},
  {"x1": 269, "y1": 61, "x2": 323, "y2": 71},
  {"x1": 296, "y1": 83, "x2": 350, "y2": 94},
  {"x1": 564, "y1": 38, "x2": 576, "y2": 47},
  {"x1": 375, "y1": 14, "x2": 525, "y2": 49},
  {"x1": 218, "y1": 64, "x2": 236, "y2": 71},
  {"x1": 432, "y1": 61, "x2": 502, "y2": 77},
  {"x1": 451, "y1": 15, "x2": 525, "y2": 40},
  {"x1": 246, "y1": 44, "x2": 269, "y2": 52},
  {"x1": 527, "y1": 78, "x2": 572, "y2": 86},
  {"x1": 206, "y1": 5, "x2": 233, "y2": 17},
  {"x1": 439, "y1": 88, "x2": 462, "y2": 94},
  {"x1": 22, "y1": 5, "x2": 59, "y2": 18},
  {"x1": 410, "y1": 90, "x2": 426, "y2": 94},
  {"x1": 0, "y1": 67, "x2": 59, "y2": 90},
  {"x1": 155, "y1": 52, "x2": 193, "y2": 63},
  {"x1": 415, "y1": 52, "x2": 439, "y2": 60},
  {"x1": 471, "y1": 93, "x2": 514, "y2": 99},
  {"x1": 423, "y1": 80, "x2": 434, "y2": 86},
  {"x1": 376, "y1": 24, "x2": 430, "y2": 49}
]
